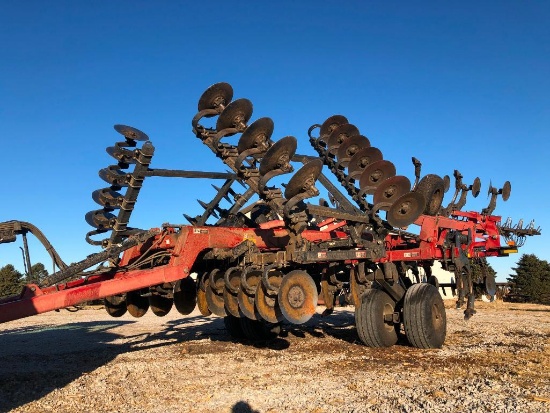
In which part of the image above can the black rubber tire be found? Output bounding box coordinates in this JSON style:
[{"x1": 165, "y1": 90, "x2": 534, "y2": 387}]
[
  {"x1": 355, "y1": 289, "x2": 398, "y2": 347},
  {"x1": 403, "y1": 283, "x2": 447, "y2": 349},
  {"x1": 415, "y1": 174, "x2": 445, "y2": 216},
  {"x1": 239, "y1": 317, "x2": 281, "y2": 341},
  {"x1": 224, "y1": 315, "x2": 246, "y2": 339}
]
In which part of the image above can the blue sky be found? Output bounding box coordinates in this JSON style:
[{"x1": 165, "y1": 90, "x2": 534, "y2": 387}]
[{"x1": 1, "y1": 1, "x2": 548, "y2": 281}]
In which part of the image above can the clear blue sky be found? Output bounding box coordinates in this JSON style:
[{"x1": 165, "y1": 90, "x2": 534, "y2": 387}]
[{"x1": 1, "y1": 1, "x2": 548, "y2": 281}]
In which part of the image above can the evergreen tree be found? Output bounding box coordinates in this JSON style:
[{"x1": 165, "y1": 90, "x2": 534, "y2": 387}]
[
  {"x1": 508, "y1": 254, "x2": 550, "y2": 305},
  {"x1": 0, "y1": 264, "x2": 23, "y2": 297},
  {"x1": 28, "y1": 262, "x2": 48, "y2": 284}
]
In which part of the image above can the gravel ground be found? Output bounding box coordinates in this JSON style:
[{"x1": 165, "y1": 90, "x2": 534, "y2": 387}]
[{"x1": 0, "y1": 300, "x2": 549, "y2": 413}]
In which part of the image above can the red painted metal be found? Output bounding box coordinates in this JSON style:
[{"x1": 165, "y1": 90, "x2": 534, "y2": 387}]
[{"x1": 0, "y1": 209, "x2": 509, "y2": 324}]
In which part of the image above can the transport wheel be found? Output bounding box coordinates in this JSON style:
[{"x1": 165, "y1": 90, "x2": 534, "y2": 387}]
[
  {"x1": 149, "y1": 294, "x2": 173, "y2": 317},
  {"x1": 403, "y1": 283, "x2": 447, "y2": 349},
  {"x1": 104, "y1": 295, "x2": 127, "y2": 317},
  {"x1": 239, "y1": 317, "x2": 281, "y2": 341},
  {"x1": 224, "y1": 315, "x2": 246, "y2": 339},
  {"x1": 355, "y1": 288, "x2": 398, "y2": 347},
  {"x1": 173, "y1": 277, "x2": 197, "y2": 316},
  {"x1": 415, "y1": 174, "x2": 445, "y2": 216},
  {"x1": 126, "y1": 290, "x2": 149, "y2": 318}
]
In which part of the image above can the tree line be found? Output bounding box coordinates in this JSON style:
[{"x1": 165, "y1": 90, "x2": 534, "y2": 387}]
[{"x1": 0, "y1": 263, "x2": 48, "y2": 297}]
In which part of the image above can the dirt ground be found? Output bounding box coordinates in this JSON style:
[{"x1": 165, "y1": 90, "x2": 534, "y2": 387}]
[{"x1": 0, "y1": 300, "x2": 549, "y2": 413}]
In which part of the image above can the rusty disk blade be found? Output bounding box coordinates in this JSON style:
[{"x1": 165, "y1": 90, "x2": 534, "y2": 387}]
[
  {"x1": 216, "y1": 98, "x2": 253, "y2": 133},
  {"x1": 237, "y1": 117, "x2": 275, "y2": 153},
  {"x1": 205, "y1": 283, "x2": 227, "y2": 317},
  {"x1": 443, "y1": 175, "x2": 451, "y2": 193},
  {"x1": 99, "y1": 167, "x2": 129, "y2": 187},
  {"x1": 197, "y1": 279, "x2": 212, "y2": 316},
  {"x1": 114, "y1": 124, "x2": 149, "y2": 141},
  {"x1": 224, "y1": 289, "x2": 241, "y2": 318},
  {"x1": 336, "y1": 135, "x2": 370, "y2": 167},
  {"x1": 255, "y1": 272, "x2": 284, "y2": 324},
  {"x1": 501, "y1": 181, "x2": 511, "y2": 201},
  {"x1": 104, "y1": 295, "x2": 127, "y2": 317},
  {"x1": 198, "y1": 82, "x2": 234, "y2": 112},
  {"x1": 149, "y1": 294, "x2": 173, "y2": 317},
  {"x1": 278, "y1": 270, "x2": 318, "y2": 324},
  {"x1": 92, "y1": 188, "x2": 123, "y2": 209},
  {"x1": 373, "y1": 175, "x2": 412, "y2": 209},
  {"x1": 386, "y1": 191, "x2": 426, "y2": 228},
  {"x1": 471, "y1": 177, "x2": 481, "y2": 198},
  {"x1": 284, "y1": 158, "x2": 323, "y2": 199},
  {"x1": 126, "y1": 290, "x2": 149, "y2": 318},
  {"x1": 173, "y1": 277, "x2": 197, "y2": 316},
  {"x1": 259, "y1": 136, "x2": 297, "y2": 175},
  {"x1": 85, "y1": 209, "x2": 115, "y2": 229},
  {"x1": 319, "y1": 115, "x2": 349, "y2": 143},
  {"x1": 359, "y1": 160, "x2": 397, "y2": 193},
  {"x1": 106, "y1": 146, "x2": 136, "y2": 164},
  {"x1": 327, "y1": 123, "x2": 360, "y2": 155},
  {"x1": 347, "y1": 147, "x2": 383, "y2": 178},
  {"x1": 224, "y1": 269, "x2": 242, "y2": 318},
  {"x1": 237, "y1": 271, "x2": 261, "y2": 320}
]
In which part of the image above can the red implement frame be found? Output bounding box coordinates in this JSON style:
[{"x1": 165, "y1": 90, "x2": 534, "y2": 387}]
[{"x1": 0, "y1": 210, "x2": 511, "y2": 324}]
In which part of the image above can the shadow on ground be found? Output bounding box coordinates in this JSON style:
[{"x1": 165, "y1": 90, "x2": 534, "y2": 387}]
[{"x1": 0, "y1": 309, "x2": 363, "y2": 411}]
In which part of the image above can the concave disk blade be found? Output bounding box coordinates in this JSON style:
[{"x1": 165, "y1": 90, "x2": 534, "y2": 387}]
[
  {"x1": 359, "y1": 160, "x2": 396, "y2": 193},
  {"x1": 106, "y1": 146, "x2": 136, "y2": 164},
  {"x1": 373, "y1": 175, "x2": 411, "y2": 209},
  {"x1": 173, "y1": 277, "x2": 197, "y2": 316},
  {"x1": 278, "y1": 270, "x2": 318, "y2": 324},
  {"x1": 205, "y1": 283, "x2": 227, "y2": 317},
  {"x1": 386, "y1": 191, "x2": 426, "y2": 228},
  {"x1": 104, "y1": 295, "x2": 126, "y2": 317},
  {"x1": 92, "y1": 188, "x2": 123, "y2": 209},
  {"x1": 237, "y1": 117, "x2": 274, "y2": 153},
  {"x1": 327, "y1": 123, "x2": 360, "y2": 155},
  {"x1": 126, "y1": 290, "x2": 149, "y2": 318},
  {"x1": 197, "y1": 279, "x2": 212, "y2": 316},
  {"x1": 216, "y1": 98, "x2": 253, "y2": 132},
  {"x1": 224, "y1": 269, "x2": 242, "y2": 318},
  {"x1": 319, "y1": 115, "x2": 348, "y2": 143},
  {"x1": 237, "y1": 271, "x2": 261, "y2": 320},
  {"x1": 85, "y1": 209, "x2": 115, "y2": 229},
  {"x1": 471, "y1": 177, "x2": 481, "y2": 198},
  {"x1": 347, "y1": 147, "x2": 383, "y2": 178},
  {"x1": 443, "y1": 175, "x2": 451, "y2": 193},
  {"x1": 259, "y1": 136, "x2": 297, "y2": 175},
  {"x1": 149, "y1": 294, "x2": 173, "y2": 317},
  {"x1": 336, "y1": 135, "x2": 370, "y2": 167},
  {"x1": 284, "y1": 158, "x2": 323, "y2": 199},
  {"x1": 198, "y1": 82, "x2": 233, "y2": 112},
  {"x1": 501, "y1": 181, "x2": 511, "y2": 201},
  {"x1": 99, "y1": 167, "x2": 128, "y2": 187},
  {"x1": 114, "y1": 125, "x2": 149, "y2": 141},
  {"x1": 255, "y1": 272, "x2": 284, "y2": 324}
]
